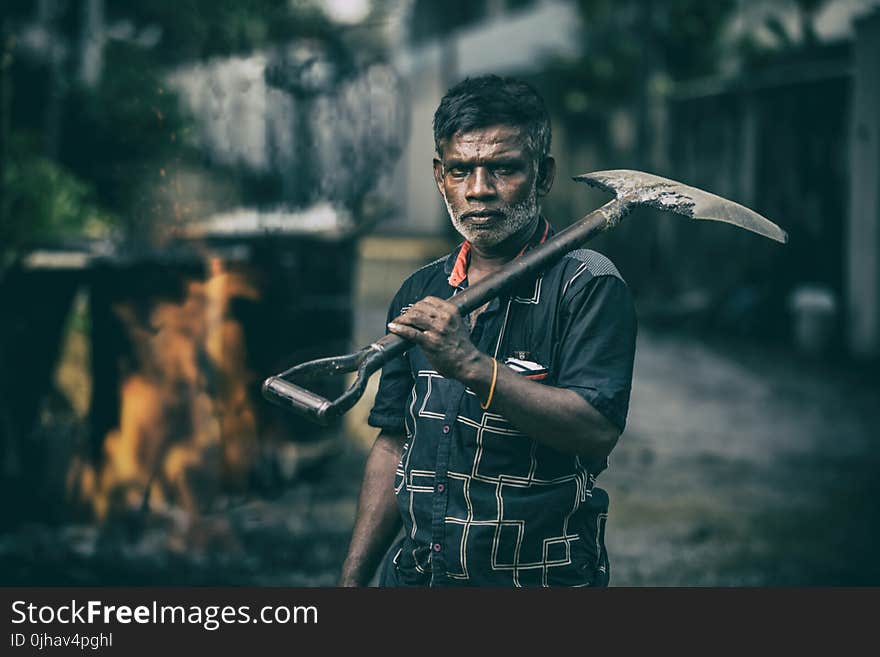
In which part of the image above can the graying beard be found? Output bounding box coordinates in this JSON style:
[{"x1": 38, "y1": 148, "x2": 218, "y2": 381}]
[{"x1": 444, "y1": 182, "x2": 540, "y2": 247}]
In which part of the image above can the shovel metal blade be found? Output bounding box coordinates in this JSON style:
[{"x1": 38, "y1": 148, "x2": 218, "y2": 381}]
[{"x1": 574, "y1": 169, "x2": 788, "y2": 244}]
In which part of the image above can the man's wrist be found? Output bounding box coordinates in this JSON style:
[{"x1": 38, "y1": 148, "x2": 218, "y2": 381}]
[
  {"x1": 339, "y1": 558, "x2": 367, "y2": 587},
  {"x1": 459, "y1": 352, "x2": 495, "y2": 391}
]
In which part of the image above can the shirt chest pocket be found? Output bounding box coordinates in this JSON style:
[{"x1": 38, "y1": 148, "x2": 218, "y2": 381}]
[
  {"x1": 496, "y1": 303, "x2": 554, "y2": 382},
  {"x1": 502, "y1": 353, "x2": 549, "y2": 381}
]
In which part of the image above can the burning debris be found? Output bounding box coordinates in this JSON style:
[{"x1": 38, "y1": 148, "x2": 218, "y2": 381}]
[
  {"x1": 0, "y1": 224, "x2": 360, "y2": 585},
  {"x1": 69, "y1": 257, "x2": 260, "y2": 520}
]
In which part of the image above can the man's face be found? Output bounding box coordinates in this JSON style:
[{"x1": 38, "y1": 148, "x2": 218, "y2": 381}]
[{"x1": 433, "y1": 124, "x2": 553, "y2": 251}]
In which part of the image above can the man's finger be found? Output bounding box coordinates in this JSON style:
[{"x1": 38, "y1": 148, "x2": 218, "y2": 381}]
[
  {"x1": 387, "y1": 321, "x2": 426, "y2": 345},
  {"x1": 420, "y1": 296, "x2": 457, "y2": 315},
  {"x1": 395, "y1": 307, "x2": 437, "y2": 331}
]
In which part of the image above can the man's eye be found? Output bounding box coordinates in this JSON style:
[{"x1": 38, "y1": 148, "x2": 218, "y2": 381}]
[
  {"x1": 493, "y1": 167, "x2": 514, "y2": 176},
  {"x1": 448, "y1": 168, "x2": 467, "y2": 178}
]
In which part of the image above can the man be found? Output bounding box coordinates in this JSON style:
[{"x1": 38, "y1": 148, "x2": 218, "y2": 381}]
[{"x1": 339, "y1": 75, "x2": 637, "y2": 587}]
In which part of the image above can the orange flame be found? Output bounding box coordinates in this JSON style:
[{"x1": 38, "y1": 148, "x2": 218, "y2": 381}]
[{"x1": 70, "y1": 258, "x2": 260, "y2": 520}]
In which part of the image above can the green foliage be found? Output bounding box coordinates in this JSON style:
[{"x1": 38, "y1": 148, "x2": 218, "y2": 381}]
[
  {"x1": 539, "y1": 0, "x2": 737, "y2": 115},
  {"x1": 60, "y1": 39, "x2": 193, "y2": 221},
  {"x1": 109, "y1": 0, "x2": 335, "y2": 63},
  {"x1": 662, "y1": 0, "x2": 738, "y2": 80},
  {"x1": 734, "y1": 0, "x2": 835, "y2": 70},
  {"x1": 1, "y1": 139, "x2": 111, "y2": 254}
]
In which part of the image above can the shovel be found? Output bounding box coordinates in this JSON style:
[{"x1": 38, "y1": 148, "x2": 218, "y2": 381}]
[{"x1": 262, "y1": 169, "x2": 787, "y2": 425}]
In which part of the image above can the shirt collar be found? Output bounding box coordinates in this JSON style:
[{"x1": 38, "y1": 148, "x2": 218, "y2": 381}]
[{"x1": 445, "y1": 217, "x2": 552, "y2": 287}]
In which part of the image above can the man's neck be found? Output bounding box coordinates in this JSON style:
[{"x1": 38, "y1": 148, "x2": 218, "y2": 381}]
[{"x1": 468, "y1": 215, "x2": 541, "y2": 278}]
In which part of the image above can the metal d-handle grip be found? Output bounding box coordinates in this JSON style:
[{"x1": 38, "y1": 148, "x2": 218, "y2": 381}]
[
  {"x1": 259, "y1": 284, "x2": 487, "y2": 425},
  {"x1": 261, "y1": 376, "x2": 335, "y2": 423},
  {"x1": 261, "y1": 334, "x2": 410, "y2": 425}
]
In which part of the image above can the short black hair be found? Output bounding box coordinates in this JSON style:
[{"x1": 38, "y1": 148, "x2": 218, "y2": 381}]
[{"x1": 432, "y1": 75, "x2": 551, "y2": 162}]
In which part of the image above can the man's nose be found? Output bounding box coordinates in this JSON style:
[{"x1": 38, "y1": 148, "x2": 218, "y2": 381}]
[{"x1": 466, "y1": 167, "x2": 496, "y2": 200}]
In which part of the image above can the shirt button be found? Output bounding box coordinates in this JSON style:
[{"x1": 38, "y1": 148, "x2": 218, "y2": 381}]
[
  {"x1": 442, "y1": 424, "x2": 450, "y2": 434},
  {"x1": 433, "y1": 543, "x2": 442, "y2": 552},
  {"x1": 436, "y1": 483, "x2": 445, "y2": 493}
]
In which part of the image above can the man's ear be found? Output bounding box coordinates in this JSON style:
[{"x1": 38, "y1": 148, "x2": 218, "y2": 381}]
[
  {"x1": 432, "y1": 157, "x2": 444, "y2": 195},
  {"x1": 536, "y1": 156, "x2": 556, "y2": 197}
]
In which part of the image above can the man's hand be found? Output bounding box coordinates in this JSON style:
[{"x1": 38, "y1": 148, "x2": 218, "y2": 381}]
[{"x1": 387, "y1": 296, "x2": 486, "y2": 380}]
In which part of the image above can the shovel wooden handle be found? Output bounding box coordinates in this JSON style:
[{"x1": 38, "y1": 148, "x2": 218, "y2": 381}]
[{"x1": 262, "y1": 199, "x2": 625, "y2": 424}]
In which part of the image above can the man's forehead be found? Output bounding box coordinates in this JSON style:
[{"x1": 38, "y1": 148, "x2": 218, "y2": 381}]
[{"x1": 439, "y1": 124, "x2": 530, "y2": 159}]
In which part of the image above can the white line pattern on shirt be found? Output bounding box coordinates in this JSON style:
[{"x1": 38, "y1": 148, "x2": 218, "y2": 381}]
[{"x1": 402, "y1": 369, "x2": 593, "y2": 585}]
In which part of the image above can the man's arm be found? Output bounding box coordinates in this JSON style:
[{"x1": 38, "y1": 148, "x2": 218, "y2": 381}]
[
  {"x1": 388, "y1": 292, "x2": 628, "y2": 463},
  {"x1": 339, "y1": 429, "x2": 406, "y2": 586},
  {"x1": 461, "y1": 356, "x2": 618, "y2": 462}
]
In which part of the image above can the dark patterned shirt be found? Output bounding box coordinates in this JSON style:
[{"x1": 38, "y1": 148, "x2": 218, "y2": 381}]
[{"x1": 369, "y1": 219, "x2": 637, "y2": 587}]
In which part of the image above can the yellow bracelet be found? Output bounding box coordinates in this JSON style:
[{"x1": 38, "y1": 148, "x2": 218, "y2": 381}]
[{"x1": 480, "y1": 358, "x2": 498, "y2": 410}]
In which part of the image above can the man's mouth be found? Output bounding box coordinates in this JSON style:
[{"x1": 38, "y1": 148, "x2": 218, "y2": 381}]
[{"x1": 462, "y1": 210, "x2": 503, "y2": 224}]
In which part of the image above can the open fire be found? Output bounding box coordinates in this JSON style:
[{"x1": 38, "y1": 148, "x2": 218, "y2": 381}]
[{"x1": 69, "y1": 257, "x2": 260, "y2": 519}]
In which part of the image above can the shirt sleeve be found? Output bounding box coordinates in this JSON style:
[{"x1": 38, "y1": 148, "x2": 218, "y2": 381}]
[
  {"x1": 367, "y1": 286, "x2": 415, "y2": 434},
  {"x1": 552, "y1": 274, "x2": 637, "y2": 433}
]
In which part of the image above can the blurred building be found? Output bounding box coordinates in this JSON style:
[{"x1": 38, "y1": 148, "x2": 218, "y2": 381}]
[{"x1": 668, "y1": 5, "x2": 880, "y2": 358}]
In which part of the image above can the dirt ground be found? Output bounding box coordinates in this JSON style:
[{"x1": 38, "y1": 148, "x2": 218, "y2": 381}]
[
  {"x1": 3, "y1": 326, "x2": 877, "y2": 586},
  {"x1": 599, "y1": 330, "x2": 880, "y2": 585}
]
